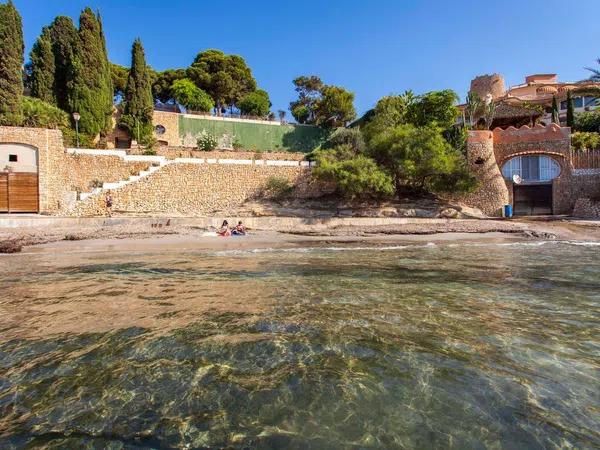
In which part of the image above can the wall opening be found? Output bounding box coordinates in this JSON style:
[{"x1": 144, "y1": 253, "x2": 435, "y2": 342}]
[
  {"x1": 0, "y1": 144, "x2": 39, "y2": 213},
  {"x1": 502, "y1": 155, "x2": 560, "y2": 216}
]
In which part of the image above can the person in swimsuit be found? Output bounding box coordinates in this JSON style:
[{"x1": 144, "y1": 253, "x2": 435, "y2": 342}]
[
  {"x1": 232, "y1": 221, "x2": 246, "y2": 236},
  {"x1": 217, "y1": 220, "x2": 231, "y2": 236}
]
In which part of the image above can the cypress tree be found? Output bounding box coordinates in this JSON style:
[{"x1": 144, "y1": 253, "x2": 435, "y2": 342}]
[
  {"x1": 70, "y1": 8, "x2": 113, "y2": 137},
  {"x1": 47, "y1": 16, "x2": 78, "y2": 112},
  {"x1": 566, "y1": 90, "x2": 575, "y2": 128},
  {"x1": 29, "y1": 27, "x2": 55, "y2": 104},
  {"x1": 0, "y1": 0, "x2": 24, "y2": 125},
  {"x1": 551, "y1": 96, "x2": 560, "y2": 124},
  {"x1": 96, "y1": 10, "x2": 114, "y2": 132},
  {"x1": 121, "y1": 38, "x2": 153, "y2": 144}
]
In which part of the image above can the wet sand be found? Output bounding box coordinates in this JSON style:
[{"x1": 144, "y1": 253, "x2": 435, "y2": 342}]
[{"x1": 1, "y1": 217, "x2": 599, "y2": 254}]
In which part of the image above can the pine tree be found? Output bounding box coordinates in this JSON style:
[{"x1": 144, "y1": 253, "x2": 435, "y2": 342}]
[
  {"x1": 121, "y1": 39, "x2": 153, "y2": 144},
  {"x1": 29, "y1": 27, "x2": 55, "y2": 104},
  {"x1": 47, "y1": 16, "x2": 78, "y2": 112},
  {"x1": 566, "y1": 90, "x2": 575, "y2": 128},
  {"x1": 0, "y1": 0, "x2": 24, "y2": 125},
  {"x1": 551, "y1": 96, "x2": 560, "y2": 124},
  {"x1": 70, "y1": 8, "x2": 113, "y2": 137}
]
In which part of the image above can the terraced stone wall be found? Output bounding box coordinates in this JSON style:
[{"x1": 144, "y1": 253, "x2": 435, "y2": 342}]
[{"x1": 70, "y1": 163, "x2": 327, "y2": 217}]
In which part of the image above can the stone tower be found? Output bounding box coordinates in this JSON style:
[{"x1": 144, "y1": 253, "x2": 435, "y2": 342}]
[
  {"x1": 470, "y1": 74, "x2": 506, "y2": 100},
  {"x1": 461, "y1": 130, "x2": 509, "y2": 216}
]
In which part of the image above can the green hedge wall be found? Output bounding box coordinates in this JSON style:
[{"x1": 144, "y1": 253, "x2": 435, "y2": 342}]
[{"x1": 178, "y1": 116, "x2": 329, "y2": 152}]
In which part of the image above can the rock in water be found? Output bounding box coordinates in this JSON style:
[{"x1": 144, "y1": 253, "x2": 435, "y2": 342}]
[{"x1": 0, "y1": 240, "x2": 23, "y2": 253}]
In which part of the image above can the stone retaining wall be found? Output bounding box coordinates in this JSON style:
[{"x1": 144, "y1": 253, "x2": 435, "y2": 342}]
[
  {"x1": 128, "y1": 147, "x2": 307, "y2": 161},
  {"x1": 69, "y1": 163, "x2": 326, "y2": 217},
  {"x1": 554, "y1": 172, "x2": 600, "y2": 214},
  {"x1": 572, "y1": 198, "x2": 600, "y2": 218},
  {"x1": 62, "y1": 154, "x2": 149, "y2": 194},
  {"x1": 0, "y1": 126, "x2": 327, "y2": 216}
]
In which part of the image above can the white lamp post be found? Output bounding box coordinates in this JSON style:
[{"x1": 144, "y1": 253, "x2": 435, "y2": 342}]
[{"x1": 72, "y1": 112, "x2": 81, "y2": 148}]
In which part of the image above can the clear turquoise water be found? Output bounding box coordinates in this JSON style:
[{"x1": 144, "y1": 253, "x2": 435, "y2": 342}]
[{"x1": 0, "y1": 241, "x2": 599, "y2": 449}]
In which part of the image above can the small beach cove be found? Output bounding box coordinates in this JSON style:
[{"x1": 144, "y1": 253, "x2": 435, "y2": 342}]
[{"x1": 2, "y1": 216, "x2": 600, "y2": 255}]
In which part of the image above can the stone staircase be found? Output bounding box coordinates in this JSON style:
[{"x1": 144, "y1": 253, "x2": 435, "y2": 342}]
[{"x1": 76, "y1": 154, "x2": 172, "y2": 201}]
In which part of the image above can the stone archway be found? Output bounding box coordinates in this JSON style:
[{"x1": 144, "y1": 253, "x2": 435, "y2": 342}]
[{"x1": 499, "y1": 153, "x2": 564, "y2": 215}]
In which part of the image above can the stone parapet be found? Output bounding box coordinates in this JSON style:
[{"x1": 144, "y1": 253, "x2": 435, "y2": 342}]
[
  {"x1": 492, "y1": 123, "x2": 570, "y2": 144},
  {"x1": 128, "y1": 147, "x2": 307, "y2": 161}
]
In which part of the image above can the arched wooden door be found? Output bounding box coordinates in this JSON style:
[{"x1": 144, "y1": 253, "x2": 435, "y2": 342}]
[{"x1": 0, "y1": 144, "x2": 39, "y2": 213}]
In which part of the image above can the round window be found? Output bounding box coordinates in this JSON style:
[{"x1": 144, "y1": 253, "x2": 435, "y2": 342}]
[
  {"x1": 501, "y1": 155, "x2": 560, "y2": 182},
  {"x1": 155, "y1": 125, "x2": 166, "y2": 135}
]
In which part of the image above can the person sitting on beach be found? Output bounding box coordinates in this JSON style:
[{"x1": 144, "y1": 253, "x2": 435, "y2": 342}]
[
  {"x1": 217, "y1": 220, "x2": 231, "y2": 237},
  {"x1": 232, "y1": 221, "x2": 246, "y2": 236}
]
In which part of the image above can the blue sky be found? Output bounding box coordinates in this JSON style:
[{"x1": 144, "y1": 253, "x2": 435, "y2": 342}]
[{"x1": 13, "y1": 0, "x2": 600, "y2": 117}]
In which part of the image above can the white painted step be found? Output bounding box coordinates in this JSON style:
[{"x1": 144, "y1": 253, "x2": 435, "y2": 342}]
[{"x1": 102, "y1": 182, "x2": 125, "y2": 190}]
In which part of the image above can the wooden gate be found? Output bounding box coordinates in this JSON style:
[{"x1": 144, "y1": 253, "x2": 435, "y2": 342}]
[
  {"x1": 0, "y1": 173, "x2": 7, "y2": 212},
  {"x1": 514, "y1": 184, "x2": 552, "y2": 216},
  {"x1": 0, "y1": 172, "x2": 39, "y2": 213}
]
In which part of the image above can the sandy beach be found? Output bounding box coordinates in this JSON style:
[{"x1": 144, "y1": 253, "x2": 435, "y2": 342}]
[{"x1": 1, "y1": 216, "x2": 599, "y2": 255}]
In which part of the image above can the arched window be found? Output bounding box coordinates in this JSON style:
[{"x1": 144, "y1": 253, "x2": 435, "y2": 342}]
[
  {"x1": 502, "y1": 155, "x2": 560, "y2": 182},
  {"x1": 154, "y1": 125, "x2": 166, "y2": 135}
]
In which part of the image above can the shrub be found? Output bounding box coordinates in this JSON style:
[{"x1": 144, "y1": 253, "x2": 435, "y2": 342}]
[
  {"x1": 574, "y1": 111, "x2": 600, "y2": 133},
  {"x1": 324, "y1": 127, "x2": 365, "y2": 154},
  {"x1": 89, "y1": 179, "x2": 103, "y2": 189},
  {"x1": 62, "y1": 128, "x2": 95, "y2": 148},
  {"x1": 313, "y1": 155, "x2": 394, "y2": 200},
  {"x1": 232, "y1": 138, "x2": 243, "y2": 150},
  {"x1": 196, "y1": 131, "x2": 218, "y2": 151},
  {"x1": 572, "y1": 132, "x2": 600, "y2": 151},
  {"x1": 263, "y1": 176, "x2": 293, "y2": 199},
  {"x1": 368, "y1": 124, "x2": 472, "y2": 194},
  {"x1": 143, "y1": 148, "x2": 157, "y2": 156},
  {"x1": 308, "y1": 145, "x2": 357, "y2": 164},
  {"x1": 21, "y1": 96, "x2": 68, "y2": 129}
]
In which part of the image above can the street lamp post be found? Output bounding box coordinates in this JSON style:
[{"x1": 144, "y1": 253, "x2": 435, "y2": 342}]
[{"x1": 72, "y1": 112, "x2": 81, "y2": 148}]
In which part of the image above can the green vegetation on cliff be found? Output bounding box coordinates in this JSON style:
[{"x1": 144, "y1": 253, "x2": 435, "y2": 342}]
[
  {"x1": 312, "y1": 91, "x2": 475, "y2": 199},
  {"x1": 0, "y1": 0, "x2": 24, "y2": 125},
  {"x1": 70, "y1": 8, "x2": 113, "y2": 137},
  {"x1": 120, "y1": 39, "x2": 154, "y2": 144},
  {"x1": 28, "y1": 27, "x2": 55, "y2": 104}
]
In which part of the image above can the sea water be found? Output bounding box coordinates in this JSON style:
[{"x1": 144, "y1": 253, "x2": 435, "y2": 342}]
[{"x1": 0, "y1": 241, "x2": 598, "y2": 449}]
